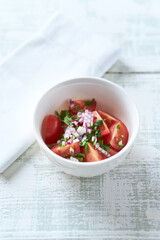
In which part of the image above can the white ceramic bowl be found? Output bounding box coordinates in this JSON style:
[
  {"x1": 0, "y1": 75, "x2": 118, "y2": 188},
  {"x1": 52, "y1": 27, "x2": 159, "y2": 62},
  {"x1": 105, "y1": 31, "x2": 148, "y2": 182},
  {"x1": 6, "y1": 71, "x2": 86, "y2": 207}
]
[{"x1": 34, "y1": 77, "x2": 139, "y2": 177}]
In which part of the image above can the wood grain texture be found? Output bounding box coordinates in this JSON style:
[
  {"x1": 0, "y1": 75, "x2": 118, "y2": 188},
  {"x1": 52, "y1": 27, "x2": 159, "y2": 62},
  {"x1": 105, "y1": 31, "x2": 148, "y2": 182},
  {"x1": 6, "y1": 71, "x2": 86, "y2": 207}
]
[
  {"x1": 0, "y1": 0, "x2": 160, "y2": 72},
  {"x1": 0, "y1": 0, "x2": 160, "y2": 239}
]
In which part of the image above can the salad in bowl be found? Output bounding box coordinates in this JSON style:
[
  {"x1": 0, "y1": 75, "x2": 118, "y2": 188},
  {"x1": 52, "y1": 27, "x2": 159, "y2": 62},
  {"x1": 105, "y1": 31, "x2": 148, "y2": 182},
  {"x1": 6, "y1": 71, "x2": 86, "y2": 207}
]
[
  {"x1": 34, "y1": 77, "x2": 139, "y2": 177},
  {"x1": 42, "y1": 98, "x2": 129, "y2": 163}
]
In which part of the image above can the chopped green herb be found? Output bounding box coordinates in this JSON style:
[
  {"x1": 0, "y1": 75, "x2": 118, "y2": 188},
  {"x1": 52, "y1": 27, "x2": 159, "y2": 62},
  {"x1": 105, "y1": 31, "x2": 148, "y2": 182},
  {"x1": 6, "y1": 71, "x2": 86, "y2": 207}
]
[
  {"x1": 117, "y1": 123, "x2": 120, "y2": 130},
  {"x1": 93, "y1": 120, "x2": 103, "y2": 130},
  {"x1": 75, "y1": 157, "x2": 83, "y2": 162},
  {"x1": 82, "y1": 120, "x2": 103, "y2": 142},
  {"x1": 76, "y1": 153, "x2": 85, "y2": 158},
  {"x1": 55, "y1": 111, "x2": 61, "y2": 120},
  {"x1": 48, "y1": 143, "x2": 56, "y2": 149},
  {"x1": 60, "y1": 138, "x2": 66, "y2": 141},
  {"x1": 55, "y1": 110, "x2": 71, "y2": 122},
  {"x1": 71, "y1": 115, "x2": 78, "y2": 119},
  {"x1": 90, "y1": 120, "x2": 103, "y2": 138},
  {"x1": 85, "y1": 142, "x2": 89, "y2": 154},
  {"x1": 60, "y1": 138, "x2": 65, "y2": 142},
  {"x1": 99, "y1": 139, "x2": 104, "y2": 148},
  {"x1": 79, "y1": 141, "x2": 85, "y2": 146},
  {"x1": 93, "y1": 136, "x2": 97, "y2": 146},
  {"x1": 86, "y1": 133, "x2": 93, "y2": 142},
  {"x1": 95, "y1": 129, "x2": 101, "y2": 138},
  {"x1": 84, "y1": 98, "x2": 95, "y2": 107},
  {"x1": 72, "y1": 153, "x2": 85, "y2": 162},
  {"x1": 75, "y1": 106, "x2": 83, "y2": 112},
  {"x1": 106, "y1": 143, "x2": 111, "y2": 147},
  {"x1": 118, "y1": 140, "x2": 124, "y2": 149},
  {"x1": 59, "y1": 142, "x2": 63, "y2": 148},
  {"x1": 59, "y1": 134, "x2": 63, "y2": 139},
  {"x1": 64, "y1": 116, "x2": 73, "y2": 126},
  {"x1": 104, "y1": 145, "x2": 110, "y2": 153},
  {"x1": 80, "y1": 158, "x2": 84, "y2": 162},
  {"x1": 62, "y1": 125, "x2": 66, "y2": 131},
  {"x1": 98, "y1": 139, "x2": 110, "y2": 153}
]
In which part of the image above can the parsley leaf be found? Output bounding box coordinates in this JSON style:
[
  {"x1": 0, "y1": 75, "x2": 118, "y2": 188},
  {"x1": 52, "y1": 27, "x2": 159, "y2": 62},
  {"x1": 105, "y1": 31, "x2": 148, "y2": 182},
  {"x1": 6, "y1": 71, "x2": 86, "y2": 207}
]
[
  {"x1": 59, "y1": 134, "x2": 63, "y2": 139},
  {"x1": 71, "y1": 115, "x2": 78, "y2": 119},
  {"x1": 117, "y1": 123, "x2": 120, "y2": 130},
  {"x1": 85, "y1": 142, "x2": 89, "y2": 154},
  {"x1": 76, "y1": 153, "x2": 85, "y2": 158},
  {"x1": 59, "y1": 142, "x2": 63, "y2": 148},
  {"x1": 64, "y1": 116, "x2": 73, "y2": 126},
  {"x1": 72, "y1": 153, "x2": 85, "y2": 162},
  {"x1": 62, "y1": 125, "x2": 66, "y2": 131},
  {"x1": 87, "y1": 120, "x2": 103, "y2": 139},
  {"x1": 99, "y1": 139, "x2": 104, "y2": 148},
  {"x1": 55, "y1": 111, "x2": 61, "y2": 120},
  {"x1": 55, "y1": 110, "x2": 71, "y2": 122},
  {"x1": 77, "y1": 158, "x2": 84, "y2": 162},
  {"x1": 94, "y1": 120, "x2": 103, "y2": 129},
  {"x1": 75, "y1": 106, "x2": 83, "y2": 112},
  {"x1": 98, "y1": 139, "x2": 110, "y2": 153},
  {"x1": 118, "y1": 140, "x2": 124, "y2": 149},
  {"x1": 60, "y1": 138, "x2": 68, "y2": 141},
  {"x1": 106, "y1": 143, "x2": 111, "y2": 147},
  {"x1": 86, "y1": 133, "x2": 93, "y2": 142},
  {"x1": 73, "y1": 153, "x2": 85, "y2": 162},
  {"x1": 84, "y1": 98, "x2": 95, "y2": 107},
  {"x1": 104, "y1": 146, "x2": 110, "y2": 153},
  {"x1": 95, "y1": 129, "x2": 101, "y2": 138},
  {"x1": 48, "y1": 143, "x2": 56, "y2": 149},
  {"x1": 79, "y1": 141, "x2": 85, "y2": 146},
  {"x1": 93, "y1": 136, "x2": 97, "y2": 146}
]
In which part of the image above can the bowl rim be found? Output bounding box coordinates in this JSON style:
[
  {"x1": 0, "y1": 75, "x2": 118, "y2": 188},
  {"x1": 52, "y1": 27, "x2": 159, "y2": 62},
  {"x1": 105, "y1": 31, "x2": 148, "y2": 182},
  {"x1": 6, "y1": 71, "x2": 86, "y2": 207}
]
[{"x1": 34, "y1": 76, "x2": 140, "y2": 167}]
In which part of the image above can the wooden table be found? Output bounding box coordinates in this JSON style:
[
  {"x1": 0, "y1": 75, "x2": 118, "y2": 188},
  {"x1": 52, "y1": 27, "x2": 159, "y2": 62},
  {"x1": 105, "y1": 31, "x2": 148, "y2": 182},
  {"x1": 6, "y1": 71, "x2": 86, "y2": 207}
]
[{"x1": 0, "y1": 0, "x2": 160, "y2": 239}]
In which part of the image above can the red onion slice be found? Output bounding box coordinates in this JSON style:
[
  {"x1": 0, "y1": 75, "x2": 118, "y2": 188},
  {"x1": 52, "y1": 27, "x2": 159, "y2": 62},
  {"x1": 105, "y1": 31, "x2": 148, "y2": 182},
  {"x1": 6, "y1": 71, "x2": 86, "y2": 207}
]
[{"x1": 69, "y1": 99, "x2": 75, "y2": 108}]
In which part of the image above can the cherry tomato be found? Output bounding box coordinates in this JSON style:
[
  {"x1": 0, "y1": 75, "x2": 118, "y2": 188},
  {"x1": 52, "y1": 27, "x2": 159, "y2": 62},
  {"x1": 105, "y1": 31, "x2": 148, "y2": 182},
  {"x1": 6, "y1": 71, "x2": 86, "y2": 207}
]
[
  {"x1": 51, "y1": 142, "x2": 80, "y2": 158},
  {"x1": 98, "y1": 110, "x2": 118, "y2": 128},
  {"x1": 93, "y1": 111, "x2": 110, "y2": 137},
  {"x1": 69, "y1": 99, "x2": 96, "y2": 115},
  {"x1": 41, "y1": 115, "x2": 63, "y2": 145},
  {"x1": 102, "y1": 121, "x2": 128, "y2": 151}
]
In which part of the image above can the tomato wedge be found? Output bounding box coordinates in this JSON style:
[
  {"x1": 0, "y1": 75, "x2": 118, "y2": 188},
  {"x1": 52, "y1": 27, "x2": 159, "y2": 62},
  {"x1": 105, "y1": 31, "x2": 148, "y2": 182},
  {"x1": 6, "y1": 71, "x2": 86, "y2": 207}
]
[
  {"x1": 98, "y1": 110, "x2": 118, "y2": 128},
  {"x1": 102, "y1": 121, "x2": 128, "y2": 151},
  {"x1": 51, "y1": 142, "x2": 80, "y2": 158},
  {"x1": 93, "y1": 111, "x2": 110, "y2": 137},
  {"x1": 42, "y1": 115, "x2": 63, "y2": 145},
  {"x1": 109, "y1": 148, "x2": 118, "y2": 156},
  {"x1": 81, "y1": 143, "x2": 106, "y2": 162},
  {"x1": 69, "y1": 99, "x2": 96, "y2": 115}
]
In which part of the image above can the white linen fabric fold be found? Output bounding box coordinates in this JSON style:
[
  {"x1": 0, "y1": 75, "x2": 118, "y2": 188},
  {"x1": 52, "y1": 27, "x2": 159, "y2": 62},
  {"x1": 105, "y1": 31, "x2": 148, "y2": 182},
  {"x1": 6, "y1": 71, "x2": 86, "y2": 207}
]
[{"x1": 0, "y1": 12, "x2": 120, "y2": 173}]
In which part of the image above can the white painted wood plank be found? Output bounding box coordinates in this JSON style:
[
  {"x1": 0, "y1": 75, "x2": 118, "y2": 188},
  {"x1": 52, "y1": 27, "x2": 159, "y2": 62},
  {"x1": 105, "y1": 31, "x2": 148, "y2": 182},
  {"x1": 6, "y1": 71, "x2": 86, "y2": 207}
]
[
  {"x1": 0, "y1": 145, "x2": 160, "y2": 239},
  {"x1": 0, "y1": 0, "x2": 160, "y2": 72}
]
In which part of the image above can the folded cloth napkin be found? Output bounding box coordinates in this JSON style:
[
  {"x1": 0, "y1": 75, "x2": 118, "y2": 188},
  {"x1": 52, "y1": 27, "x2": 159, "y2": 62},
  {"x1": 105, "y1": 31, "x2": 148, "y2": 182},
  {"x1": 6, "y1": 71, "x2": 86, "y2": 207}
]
[{"x1": 0, "y1": 12, "x2": 120, "y2": 173}]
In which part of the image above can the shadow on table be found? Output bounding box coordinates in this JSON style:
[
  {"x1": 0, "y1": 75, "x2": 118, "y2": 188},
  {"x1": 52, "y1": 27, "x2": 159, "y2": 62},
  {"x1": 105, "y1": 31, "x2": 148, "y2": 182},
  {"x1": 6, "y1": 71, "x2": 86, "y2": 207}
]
[
  {"x1": 106, "y1": 60, "x2": 134, "y2": 73},
  {"x1": 0, "y1": 142, "x2": 39, "y2": 180}
]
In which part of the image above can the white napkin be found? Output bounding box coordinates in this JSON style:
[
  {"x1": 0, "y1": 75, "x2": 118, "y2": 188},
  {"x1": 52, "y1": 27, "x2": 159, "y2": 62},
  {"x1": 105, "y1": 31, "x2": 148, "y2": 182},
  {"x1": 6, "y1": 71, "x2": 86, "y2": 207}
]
[{"x1": 0, "y1": 12, "x2": 120, "y2": 173}]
